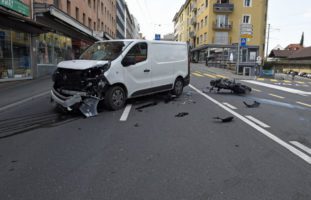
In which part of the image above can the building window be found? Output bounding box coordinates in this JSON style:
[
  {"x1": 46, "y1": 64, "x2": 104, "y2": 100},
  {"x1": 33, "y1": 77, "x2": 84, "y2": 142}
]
[
  {"x1": 67, "y1": 0, "x2": 71, "y2": 15},
  {"x1": 101, "y1": 22, "x2": 104, "y2": 31},
  {"x1": 205, "y1": 16, "x2": 208, "y2": 26},
  {"x1": 88, "y1": 18, "x2": 92, "y2": 28},
  {"x1": 93, "y1": 0, "x2": 96, "y2": 10},
  {"x1": 204, "y1": 33, "x2": 207, "y2": 42},
  {"x1": 88, "y1": 0, "x2": 91, "y2": 8},
  {"x1": 197, "y1": 37, "x2": 199, "y2": 44},
  {"x1": 94, "y1": 22, "x2": 96, "y2": 30},
  {"x1": 83, "y1": 13, "x2": 86, "y2": 25},
  {"x1": 75, "y1": 7, "x2": 79, "y2": 21},
  {"x1": 201, "y1": 19, "x2": 203, "y2": 28},
  {"x1": 242, "y1": 15, "x2": 251, "y2": 24},
  {"x1": 205, "y1": 0, "x2": 208, "y2": 7},
  {"x1": 101, "y1": 2, "x2": 104, "y2": 14},
  {"x1": 200, "y1": 35, "x2": 203, "y2": 44},
  {"x1": 244, "y1": 0, "x2": 252, "y2": 7}
]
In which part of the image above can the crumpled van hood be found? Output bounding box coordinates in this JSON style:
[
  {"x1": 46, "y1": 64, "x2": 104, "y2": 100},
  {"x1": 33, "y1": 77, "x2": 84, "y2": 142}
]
[{"x1": 57, "y1": 60, "x2": 109, "y2": 70}]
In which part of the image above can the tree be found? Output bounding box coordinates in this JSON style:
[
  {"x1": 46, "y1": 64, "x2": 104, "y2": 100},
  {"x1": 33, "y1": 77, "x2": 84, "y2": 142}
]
[{"x1": 300, "y1": 32, "x2": 304, "y2": 47}]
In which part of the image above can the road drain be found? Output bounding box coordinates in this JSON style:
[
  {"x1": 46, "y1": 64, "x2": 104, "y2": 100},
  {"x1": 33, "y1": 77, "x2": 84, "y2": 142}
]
[{"x1": 0, "y1": 112, "x2": 80, "y2": 139}]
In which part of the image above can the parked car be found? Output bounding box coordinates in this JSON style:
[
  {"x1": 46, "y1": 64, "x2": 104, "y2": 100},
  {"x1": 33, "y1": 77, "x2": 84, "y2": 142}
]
[
  {"x1": 307, "y1": 73, "x2": 311, "y2": 79},
  {"x1": 298, "y1": 72, "x2": 306, "y2": 77},
  {"x1": 51, "y1": 40, "x2": 190, "y2": 117}
]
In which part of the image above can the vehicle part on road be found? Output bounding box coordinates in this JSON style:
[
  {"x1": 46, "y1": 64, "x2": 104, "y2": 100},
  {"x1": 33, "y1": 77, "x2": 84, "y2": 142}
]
[
  {"x1": 135, "y1": 102, "x2": 158, "y2": 112},
  {"x1": 210, "y1": 78, "x2": 252, "y2": 94},
  {"x1": 243, "y1": 101, "x2": 261, "y2": 108},
  {"x1": 79, "y1": 97, "x2": 100, "y2": 117},
  {"x1": 175, "y1": 112, "x2": 189, "y2": 117},
  {"x1": 164, "y1": 94, "x2": 177, "y2": 104},
  {"x1": 134, "y1": 123, "x2": 139, "y2": 127},
  {"x1": 213, "y1": 116, "x2": 234, "y2": 123}
]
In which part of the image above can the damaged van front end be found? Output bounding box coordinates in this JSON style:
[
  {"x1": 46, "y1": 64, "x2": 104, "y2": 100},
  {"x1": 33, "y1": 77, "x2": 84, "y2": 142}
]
[{"x1": 51, "y1": 60, "x2": 111, "y2": 117}]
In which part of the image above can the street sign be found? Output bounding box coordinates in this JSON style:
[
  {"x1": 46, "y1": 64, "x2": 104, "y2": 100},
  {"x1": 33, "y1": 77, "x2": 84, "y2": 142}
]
[
  {"x1": 240, "y1": 24, "x2": 253, "y2": 28},
  {"x1": 155, "y1": 34, "x2": 161, "y2": 40},
  {"x1": 241, "y1": 38, "x2": 247, "y2": 47},
  {"x1": 240, "y1": 27, "x2": 253, "y2": 32},
  {"x1": 240, "y1": 31, "x2": 253, "y2": 35},
  {"x1": 240, "y1": 34, "x2": 253, "y2": 38}
]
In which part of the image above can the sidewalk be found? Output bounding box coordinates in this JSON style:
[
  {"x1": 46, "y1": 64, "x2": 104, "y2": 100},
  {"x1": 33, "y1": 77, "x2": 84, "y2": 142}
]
[
  {"x1": 191, "y1": 63, "x2": 257, "y2": 80},
  {"x1": 0, "y1": 76, "x2": 52, "y2": 108}
]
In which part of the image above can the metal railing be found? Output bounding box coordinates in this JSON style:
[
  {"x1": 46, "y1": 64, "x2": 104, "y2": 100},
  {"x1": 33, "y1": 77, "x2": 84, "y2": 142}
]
[{"x1": 213, "y1": 3, "x2": 234, "y2": 12}]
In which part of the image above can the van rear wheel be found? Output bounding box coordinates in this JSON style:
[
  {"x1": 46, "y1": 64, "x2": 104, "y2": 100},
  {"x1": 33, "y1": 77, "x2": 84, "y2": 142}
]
[
  {"x1": 172, "y1": 78, "x2": 184, "y2": 97},
  {"x1": 104, "y1": 86, "x2": 126, "y2": 111}
]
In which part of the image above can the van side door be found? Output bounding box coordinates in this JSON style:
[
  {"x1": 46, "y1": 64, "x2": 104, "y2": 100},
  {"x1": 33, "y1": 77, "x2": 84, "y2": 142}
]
[{"x1": 121, "y1": 42, "x2": 151, "y2": 97}]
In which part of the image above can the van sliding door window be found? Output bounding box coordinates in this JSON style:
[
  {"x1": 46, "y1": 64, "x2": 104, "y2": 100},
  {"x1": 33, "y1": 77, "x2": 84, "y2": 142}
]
[{"x1": 125, "y1": 43, "x2": 148, "y2": 64}]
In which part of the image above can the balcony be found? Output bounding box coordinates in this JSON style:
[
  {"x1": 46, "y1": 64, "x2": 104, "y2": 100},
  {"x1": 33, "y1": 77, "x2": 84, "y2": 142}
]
[
  {"x1": 213, "y1": 21, "x2": 233, "y2": 31},
  {"x1": 189, "y1": 31, "x2": 196, "y2": 38},
  {"x1": 213, "y1": 3, "x2": 234, "y2": 13}
]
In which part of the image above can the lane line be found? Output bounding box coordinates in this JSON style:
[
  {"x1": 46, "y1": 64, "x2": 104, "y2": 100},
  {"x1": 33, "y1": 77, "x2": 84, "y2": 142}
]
[
  {"x1": 216, "y1": 74, "x2": 227, "y2": 79},
  {"x1": 120, "y1": 104, "x2": 132, "y2": 121},
  {"x1": 252, "y1": 88, "x2": 262, "y2": 92},
  {"x1": 194, "y1": 71, "x2": 203, "y2": 74},
  {"x1": 223, "y1": 102, "x2": 237, "y2": 110},
  {"x1": 204, "y1": 73, "x2": 217, "y2": 78},
  {"x1": 295, "y1": 81, "x2": 304, "y2": 84},
  {"x1": 0, "y1": 91, "x2": 50, "y2": 112},
  {"x1": 192, "y1": 72, "x2": 204, "y2": 77},
  {"x1": 245, "y1": 115, "x2": 270, "y2": 128},
  {"x1": 290, "y1": 141, "x2": 311, "y2": 155},
  {"x1": 189, "y1": 84, "x2": 311, "y2": 165},
  {"x1": 269, "y1": 93, "x2": 285, "y2": 99},
  {"x1": 296, "y1": 101, "x2": 311, "y2": 108},
  {"x1": 242, "y1": 80, "x2": 311, "y2": 95}
]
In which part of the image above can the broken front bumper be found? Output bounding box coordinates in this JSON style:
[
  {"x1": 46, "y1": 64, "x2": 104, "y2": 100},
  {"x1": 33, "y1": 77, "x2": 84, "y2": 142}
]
[
  {"x1": 51, "y1": 89, "x2": 100, "y2": 117},
  {"x1": 51, "y1": 89, "x2": 82, "y2": 109}
]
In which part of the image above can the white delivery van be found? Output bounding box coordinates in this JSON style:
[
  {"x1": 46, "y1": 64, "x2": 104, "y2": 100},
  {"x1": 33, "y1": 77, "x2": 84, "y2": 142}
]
[{"x1": 51, "y1": 40, "x2": 190, "y2": 117}]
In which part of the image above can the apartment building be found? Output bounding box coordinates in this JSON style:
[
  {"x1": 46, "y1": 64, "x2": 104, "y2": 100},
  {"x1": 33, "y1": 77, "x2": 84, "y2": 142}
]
[{"x1": 173, "y1": 0, "x2": 268, "y2": 75}]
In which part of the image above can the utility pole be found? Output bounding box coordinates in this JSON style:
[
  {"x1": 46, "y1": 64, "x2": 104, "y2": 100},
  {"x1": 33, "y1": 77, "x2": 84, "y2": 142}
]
[{"x1": 266, "y1": 23, "x2": 271, "y2": 59}]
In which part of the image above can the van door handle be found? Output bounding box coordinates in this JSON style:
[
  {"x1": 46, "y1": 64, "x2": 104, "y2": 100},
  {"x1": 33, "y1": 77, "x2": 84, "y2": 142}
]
[{"x1": 144, "y1": 69, "x2": 150, "y2": 73}]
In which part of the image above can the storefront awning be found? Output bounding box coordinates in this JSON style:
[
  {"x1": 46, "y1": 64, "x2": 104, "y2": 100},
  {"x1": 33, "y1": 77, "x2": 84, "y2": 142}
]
[
  {"x1": 0, "y1": 8, "x2": 49, "y2": 34},
  {"x1": 34, "y1": 3, "x2": 98, "y2": 42}
]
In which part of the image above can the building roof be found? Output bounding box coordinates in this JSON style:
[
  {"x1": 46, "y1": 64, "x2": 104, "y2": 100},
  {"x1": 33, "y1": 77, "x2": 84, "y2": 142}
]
[
  {"x1": 288, "y1": 46, "x2": 311, "y2": 59},
  {"x1": 269, "y1": 50, "x2": 294, "y2": 58},
  {"x1": 285, "y1": 44, "x2": 303, "y2": 51}
]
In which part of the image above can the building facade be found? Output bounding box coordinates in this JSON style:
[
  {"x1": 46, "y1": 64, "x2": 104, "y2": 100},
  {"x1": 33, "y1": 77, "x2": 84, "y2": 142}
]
[
  {"x1": 1, "y1": 0, "x2": 141, "y2": 82},
  {"x1": 173, "y1": 0, "x2": 268, "y2": 75}
]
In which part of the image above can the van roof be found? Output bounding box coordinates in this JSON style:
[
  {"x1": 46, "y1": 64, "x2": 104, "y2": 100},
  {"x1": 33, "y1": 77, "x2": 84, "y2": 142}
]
[{"x1": 96, "y1": 39, "x2": 187, "y2": 45}]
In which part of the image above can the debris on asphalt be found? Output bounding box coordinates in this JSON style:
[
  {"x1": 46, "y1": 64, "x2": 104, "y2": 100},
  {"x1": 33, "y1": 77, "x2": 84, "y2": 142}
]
[
  {"x1": 186, "y1": 91, "x2": 193, "y2": 97},
  {"x1": 164, "y1": 94, "x2": 177, "y2": 104},
  {"x1": 134, "y1": 123, "x2": 139, "y2": 127},
  {"x1": 175, "y1": 112, "x2": 189, "y2": 118},
  {"x1": 243, "y1": 101, "x2": 261, "y2": 108},
  {"x1": 213, "y1": 116, "x2": 234, "y2": 123},
  {"x1": 136, "y1": 102, "x2": 158, "y2": 112}
]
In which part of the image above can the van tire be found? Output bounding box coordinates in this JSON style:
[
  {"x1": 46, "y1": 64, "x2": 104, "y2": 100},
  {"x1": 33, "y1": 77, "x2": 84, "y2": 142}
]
[
  {"x1": 172, "y1": 77, "x2": 184, "y2": 97},
  {"x1": 104, "y1": 86, "x2": 126, "y2": 111}
]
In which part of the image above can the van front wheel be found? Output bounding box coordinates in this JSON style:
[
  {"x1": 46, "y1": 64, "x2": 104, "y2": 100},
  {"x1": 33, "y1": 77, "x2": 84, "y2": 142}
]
[
  {"x1": 104, "y1": 86, "x2": 126, "y2": 111},
  {"x1": 172, "y1": 78, "x2": 184, "y2": 97}
]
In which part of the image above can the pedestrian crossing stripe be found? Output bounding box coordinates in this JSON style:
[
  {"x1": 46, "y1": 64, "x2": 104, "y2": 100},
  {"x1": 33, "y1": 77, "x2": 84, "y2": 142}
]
[
  {"x1": 270, "y1": 79, "x2": 278, "y2": 82},
  {"x1": 252, "y1": 88, "x2": 262, "y2": 92},
  {"x1": 257, "y1": 78, "x2": 265, "y2": 81},
  {"x1": 204, "y1": 73, "x2": 217, "y2": 78},
  {"x1": 192, "y1": 72, "x2": 204, "y2": 77},
  {"x1": 295, "y1": 81, "x2": 304, "y2": 84},
  {"x1": 283, "y1": 80, "x2": 291, "y2": 83}
]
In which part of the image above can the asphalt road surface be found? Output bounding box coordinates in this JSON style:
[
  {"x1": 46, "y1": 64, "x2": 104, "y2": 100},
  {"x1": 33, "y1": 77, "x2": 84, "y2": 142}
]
[{"x1": 0, "y1": 64, "x2": 311, "y2": 200}]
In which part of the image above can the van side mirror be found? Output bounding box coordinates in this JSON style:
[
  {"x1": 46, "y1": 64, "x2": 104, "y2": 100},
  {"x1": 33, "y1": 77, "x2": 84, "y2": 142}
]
[{"x1": 122, "y1": 56, "x2": 136, "y2": 67}]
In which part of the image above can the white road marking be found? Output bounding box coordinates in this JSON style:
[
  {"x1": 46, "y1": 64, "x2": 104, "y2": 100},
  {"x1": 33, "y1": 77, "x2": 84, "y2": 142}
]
[
  {"x1": 290, "y1": 141, "x2": 311, "y2": 155},
  {"x1": 245, "y1": 115, "x2": 270, "y2": 128},
  {"x1": 189, "y1": 84, "x2": 311, "y2": 165},
  {"x1": 269, "y1": 93, "x2": 285, "y2": 99},
  {"x1": 120, "y1": 104, "x2": 132, "y2": 121},
  {"x1": 252, "y1": 88, "x2": 262, "y2": 92},
  {"x1": 223, "y1": 102, "x2": 237, "y2": 110},
  {"x1": 0, "y1": 91, "x2": 50, "y2": 112},
  {"x1": 242, "y1": 80, "x2": 311, "y2": 95},
  {"x1": 296, "y1": 101, "x2": 311, "y2": 108}
]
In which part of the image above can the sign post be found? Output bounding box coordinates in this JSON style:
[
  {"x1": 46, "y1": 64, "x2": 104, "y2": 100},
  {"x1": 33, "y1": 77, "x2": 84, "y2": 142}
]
[{"x1": 237, "y1": 23, "x2": 254, "y2": 75}]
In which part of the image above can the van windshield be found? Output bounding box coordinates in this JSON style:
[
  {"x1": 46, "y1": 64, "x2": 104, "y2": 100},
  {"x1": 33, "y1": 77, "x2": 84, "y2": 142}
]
[{"x1": 79, "y1": 41, "x2": 132, "y2": 61}]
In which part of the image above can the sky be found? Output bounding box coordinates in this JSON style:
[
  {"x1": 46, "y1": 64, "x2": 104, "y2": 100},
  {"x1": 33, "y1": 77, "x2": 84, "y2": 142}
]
[{"x1": 125, "y1": 0, "x2": 311, "y2": 53}]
